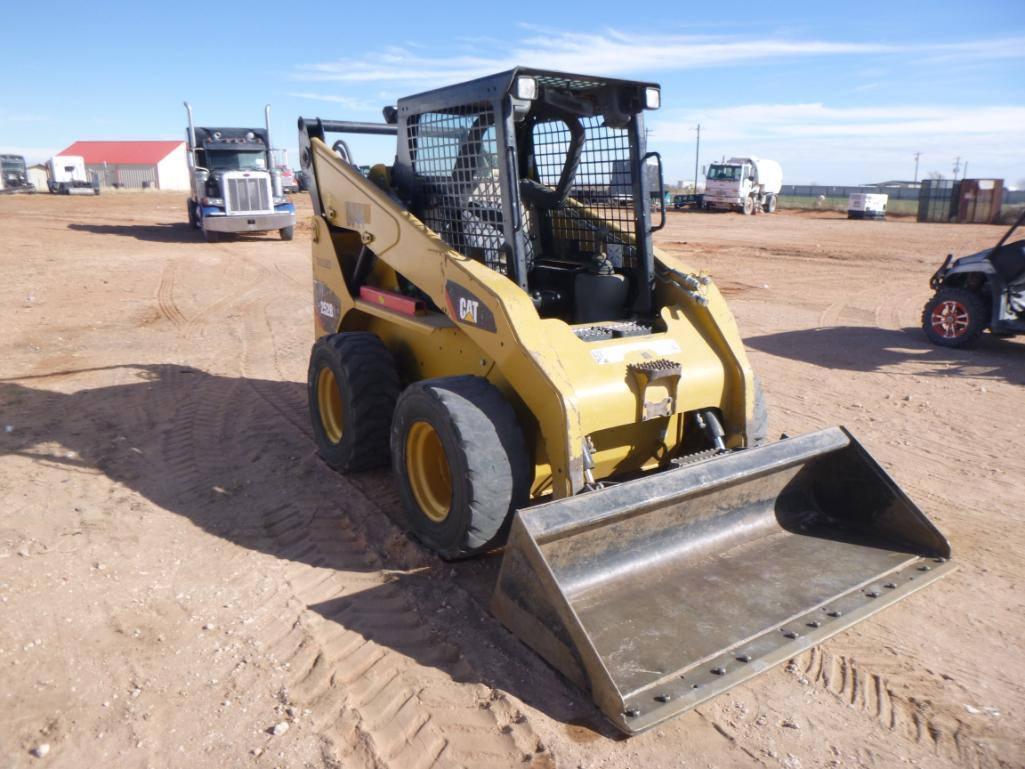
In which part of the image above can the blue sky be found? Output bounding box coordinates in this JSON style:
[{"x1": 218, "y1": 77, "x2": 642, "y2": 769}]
[{"x1": 1, "y1": 1, "x2": 1022, "y2": 185}]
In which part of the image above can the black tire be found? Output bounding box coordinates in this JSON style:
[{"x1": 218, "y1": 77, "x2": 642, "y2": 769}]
[
  {"x1": 391, "y1": 376, "x2": 530, "y2": 559},
  {"x1": 280, "y1": 226, "x2": 295, "y2": 241},
  {"x1": 922, "y1": 287, "x2": 988, "y2": 348},
  {"x1": 742, "y1": 195, "x2": 754, "y2": 215},
  {"x1": 187, "y1": 200, "x2": 198, "y2": 229},
  {"x1": 750, "y1": 376, "x2": 769, "y2": 447},
  {"x1": 765, "y1": 194, "x2": 777, "y2": 213},
  {"x1": 308, "y1": 332, "x2": 400, "y2": 472}
]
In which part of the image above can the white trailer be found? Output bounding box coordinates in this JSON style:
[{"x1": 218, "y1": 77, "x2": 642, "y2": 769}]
[
  {"x1": 703, "y1": 156, "x2": 782, "y2": 215},
  {"x1": 47, "y1": 155, "x2": 99, "y2": 195},
  {"x1": 847, "y1": 193, "x2": 888, "y2": 220}
]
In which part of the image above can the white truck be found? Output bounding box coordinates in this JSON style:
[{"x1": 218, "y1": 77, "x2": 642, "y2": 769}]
[
  {"x1": 703, "y1": 156, "x2": 782, "y2": 214},
  {"x1": 847, "y1": 192, "x2": 888, "y2": 220},
  {"x1": 47, "y1": 155, "x2": 99, "y2": 195}
]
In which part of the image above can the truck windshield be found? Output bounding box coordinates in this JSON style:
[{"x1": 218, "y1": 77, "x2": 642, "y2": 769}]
[
  {"x1": 206, "y1": 151, "x2": 267, "y2": 171},
  {"x1": 707, "y1": 165, "x2": 742, "y2": 180},
  {"x1": 2, "y1": 158, "x2": 25, "y2": 172}
]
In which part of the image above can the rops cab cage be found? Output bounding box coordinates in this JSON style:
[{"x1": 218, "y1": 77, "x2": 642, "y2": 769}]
[{"x1": 300, "y1": 68, "x2": 665, "y2": 320}]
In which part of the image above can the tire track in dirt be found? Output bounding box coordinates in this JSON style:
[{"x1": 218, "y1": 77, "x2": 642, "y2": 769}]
[
  {"x1": 236, "y1": 297, "x2": 313, "y2": 440},
  {"x1": 243, "y1": 414, "x2": 546, "y2": 767},
  {"x1": 216, "y1": 298, "x2": 550, "y2": 767},
  {"x1": 789, "y1": 647, "x2": 1000, "y2": 768},
  {"x1": 156, "y1": 261, "x2": 187, "y2": 327}
]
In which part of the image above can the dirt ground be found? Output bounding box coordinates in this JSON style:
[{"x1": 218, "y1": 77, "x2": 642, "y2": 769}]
[{"x1": 1, "y1": 192, "x2": 1022, "y2": 769}]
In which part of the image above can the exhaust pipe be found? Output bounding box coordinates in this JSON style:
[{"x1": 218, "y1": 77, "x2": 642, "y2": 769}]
[
  {"x1": 184, "y1": 101, "x2": 197, "y2": 168},
  {"x1": 264, "y1": 103, "x2": 273, "y2": 152},
  {"x1": 266, "y1": 104, "x2": 283, "y2": 198}
]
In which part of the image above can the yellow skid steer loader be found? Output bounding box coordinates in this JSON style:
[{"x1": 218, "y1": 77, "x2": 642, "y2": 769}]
[{"x1": 297, "y1": 68, "x2": 953, "y2": 735}]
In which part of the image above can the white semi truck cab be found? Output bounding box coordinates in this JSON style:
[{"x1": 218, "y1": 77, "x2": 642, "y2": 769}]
[
  {"x1": 47, "y1": 155, "x2": 99, "y2": 195},
  {"x1": 703, "y1": 156, "x2": 782, "y2": 215},
  {"x1": 184, "y1": 103, "x2": 296, "y2": 242}
]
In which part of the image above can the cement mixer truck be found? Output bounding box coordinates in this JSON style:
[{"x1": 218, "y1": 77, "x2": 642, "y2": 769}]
[{"x1": 703, "y1": 156, "x2": 782, "y2": 215}]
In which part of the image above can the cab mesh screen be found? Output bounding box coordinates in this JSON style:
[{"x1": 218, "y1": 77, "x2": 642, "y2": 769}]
[
  {"x1": 407, "y1": 105, "x2": 508, "y2": 274},
  {"x1": 529, "y1": 116, "x2": 637, "y2": 269}
]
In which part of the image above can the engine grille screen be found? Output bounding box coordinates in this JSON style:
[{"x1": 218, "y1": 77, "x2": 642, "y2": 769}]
[{"x1": 226, "y1": 176, "x2": 271, "y2": 213}]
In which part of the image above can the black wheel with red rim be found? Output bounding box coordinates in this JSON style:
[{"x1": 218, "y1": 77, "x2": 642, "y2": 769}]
[{"x1": 922, "y1": 287, "x2": 987, "y2": 348}]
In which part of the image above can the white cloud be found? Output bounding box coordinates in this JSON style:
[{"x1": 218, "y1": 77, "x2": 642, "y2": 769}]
[
  {"x1": 649, "y1": 103, "x2": 1024, "y2": 184},
  {"x1": 650, "y1": 103, "x2": 1025, "y2": 142},
  {"x1": 288, "y1": 27, "x2": 1025, "y2": 184},
  {"x1": 287, "y1": 91, "x2": 380, "y2": 112},
  {"x1": 294, "y1": 30, "x2": 1025, "y2": 85}
]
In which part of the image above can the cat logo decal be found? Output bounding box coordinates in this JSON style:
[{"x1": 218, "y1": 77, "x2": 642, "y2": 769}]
[{"x1": 445, "y1": 281, "x2": 496, "y2": 332}]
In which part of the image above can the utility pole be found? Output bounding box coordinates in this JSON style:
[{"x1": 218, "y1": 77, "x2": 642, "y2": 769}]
[
  {"x1": 962, "y1": 160, "x2": 968, "y2": 180},
  {"x1": 953, "y1": 156, "x2": 961, "y2": 179},
  {"x1": 913, "y1": 152, "x2": 921, "y2": 184},
  {"x1": 693, "y1": 123, "x2": 701, "y2": 193}
]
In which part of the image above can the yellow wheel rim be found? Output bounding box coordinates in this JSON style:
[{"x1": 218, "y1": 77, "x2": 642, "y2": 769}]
[
  {"x1": 405, "y1": 421, "x2": 452, "y2": 523},
  {"x1": 317, "y1": 367, "x2": 343, "y2": 444}
]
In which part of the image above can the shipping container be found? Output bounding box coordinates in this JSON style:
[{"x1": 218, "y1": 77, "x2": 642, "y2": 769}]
[{"x1": 917, "y1": 179, "x2": 957, "y2": 223}]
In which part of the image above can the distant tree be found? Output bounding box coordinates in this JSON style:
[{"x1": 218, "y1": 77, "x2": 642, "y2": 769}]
[
  {"x1": 1015, "y1": 177, "x2": 1025, "y2": 190},
  {"x1": 927, "y1": 171, "x2": 944, "y2": 180}
]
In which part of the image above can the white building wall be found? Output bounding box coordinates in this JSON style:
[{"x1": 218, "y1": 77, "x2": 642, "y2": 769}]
[
  {"x1": 88, "y1": 164, "x2": 158, "y2": 188},
  {"x1": 27, "y1": 166, "x2": 49, "y2": 190},
  {"x1": 156, "y1": 143, "x2": 189, "y2": 191}
]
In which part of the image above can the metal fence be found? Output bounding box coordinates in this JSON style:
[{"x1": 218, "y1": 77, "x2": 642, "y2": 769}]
[
  {"x1": 781, "y1": 184, "x2": 919, "y2": 200},
  {"x1": 781, "y1": 184, "x2": 1025, "y2": 205}
]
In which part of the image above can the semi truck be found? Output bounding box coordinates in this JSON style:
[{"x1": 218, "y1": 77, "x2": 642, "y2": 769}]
[
  {"x1": 703, "y1": 156, "x2": 782, "y2": 214},
  {"x1": 47, "y1": 155, "x2": 99, "y2": 195},
  {"x1": 0, "y1": 154, "x2": 34, "y2": 193},
  {"x1": 184, "y1": 103, "x2": 296, "y2": 242}
]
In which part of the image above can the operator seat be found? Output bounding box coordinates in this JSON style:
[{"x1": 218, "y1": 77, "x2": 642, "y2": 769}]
[{"x1": 990, "y1": 241, "x2": 1025, "y2": 286}]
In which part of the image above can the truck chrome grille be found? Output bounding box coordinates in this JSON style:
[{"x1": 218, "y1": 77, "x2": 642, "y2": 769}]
[{"x1": 224, "y1": 175, "x2": 271, "y2": 213}]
